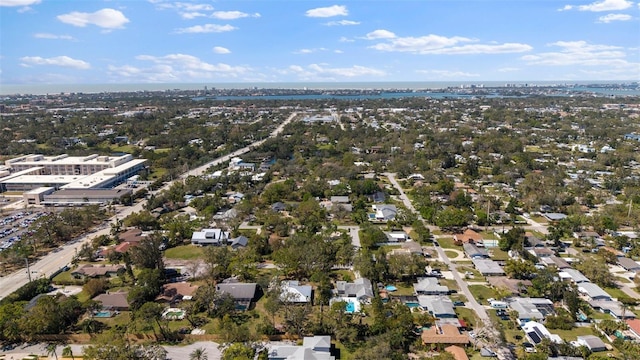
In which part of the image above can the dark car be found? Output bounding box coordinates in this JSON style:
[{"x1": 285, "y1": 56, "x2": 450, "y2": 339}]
[{"x1": 453, "y1": 301, "x2": 465, "y2": 307}]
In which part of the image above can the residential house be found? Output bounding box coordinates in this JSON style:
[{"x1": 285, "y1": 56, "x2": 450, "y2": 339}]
[
  {"x1": 230, "y1": 235, "x2": 249, "y2": 249},
  {"x1": 414, "y1": 277, "x2": 450, "y2": 295},
  {"x1": 558, "y1": 268, "x2": 590, "y2": 284},
  {"x1": 522, "y1": 321, "x2": 562, "y2": 345},
  {"x1": 71, "y1": 264, "x2": 124, "y2": 279},
  {"x1": 445, "y1": 345, "x2": 469, "y2": 360},
  {"x1": 454, "y1": 229, "x2": 483, "y2": 245},
  {"x1": 93, "y1": 291, "x2": 130, "y2": 311},
  {"x1": 280, "y1": 280, "x2": 313, "y2": 304},
  {"x1": 335, "y1": 278, "x2": 374, "y2": 304},
  {"x1": 371, "y1": 204, "x2": 397, "y2": 221},
  {"x1": 421, "y1": 324, "x2": 470, "y2": 345},
  {"x1": 463, "y1": 243, "x2": 489, "y2": 259},
  {"x1": 330, "y1": 196, "x2": 350, "y2": 204},
  {"x1": 418, "y1": 295, "x2": 457, "y2": 318},
  {"x1": 191, "y1": 228, "x2": 230, "y2": 246},
  {"x1": 539, "y1": 256, "x2": 572, "y2": 269},
  {"x1": 271, "y1": 202, "x2": 287, "y2": 212},
  {"x1": 267, "y1": 335, "x2": 335, "y2": 360},
  {"x1": 617, "y1": 257, "x2": 640, "y2": 272},
  {"x1": 155, "y1": 282, "x2": 199, "y2": 304},
  {"x1": 589, "y1": 299, "x2": 636, "y2": 319},
  {"x1": 386, "y1": 231, "x2": 409, "y2": 242},
  {"x1": 578, "y1": 282, "x2": 611, "y2": 301},
  {"x1": 472, "y1": 259, "x2": 505, "y2": 276},
  {"x1": 575, "y1": 335, "x2": 606, "y2": 352},
  {"x1": 625, "y1": 319, "x2": 640, "y2": 340},
  {"x1": 216, "y1": 280, "x2": 258, "y2": 310},
  {"x1": 118, "y1": 228, "x2": 146, "y2": 245},
  {"x1": 530, "y1": 247, "x2": 554, "y2": 258},
  {"x1": 366, "y1": 191, "x2": 386, "y2": 203},
  {"x1": 508, "y1": 298, "x2": 555, "y2": 323}
]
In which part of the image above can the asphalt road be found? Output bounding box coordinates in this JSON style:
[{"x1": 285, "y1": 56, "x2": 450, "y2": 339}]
[
  {"x1": 0, "y1": 112, "x2": 298, "y2": 300},
  {"x1": 384, "y1": 172, "x2": 515, "y2": 360}
]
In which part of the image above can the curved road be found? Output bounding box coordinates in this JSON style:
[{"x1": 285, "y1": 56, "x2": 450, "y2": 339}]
[{"x1": 0, "y1": 112, "x2": 298, "y2": 300}]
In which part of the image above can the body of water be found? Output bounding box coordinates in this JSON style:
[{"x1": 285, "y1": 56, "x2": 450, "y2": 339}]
[{"x1": 1, "y1": 81, "x2": 638, "y2": 96}]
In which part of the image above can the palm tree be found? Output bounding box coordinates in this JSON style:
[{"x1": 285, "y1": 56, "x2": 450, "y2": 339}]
[
  {"x1": 189, "y1": 347, "x2": 208, "y2": 360},
  {"x1": 45, "y1": 343, "x2": 58, "y2": 360},
  {"x1": 62, "y1": 345, "x2": 74, "y2": 360}
]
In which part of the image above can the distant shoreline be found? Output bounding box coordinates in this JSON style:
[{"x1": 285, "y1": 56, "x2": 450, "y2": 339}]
[{"x1": 1, "y1": 81, "x2": 638, "y2": 96}]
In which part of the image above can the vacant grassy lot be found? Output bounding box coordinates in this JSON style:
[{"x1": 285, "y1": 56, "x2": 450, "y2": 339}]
[
  {"x1": 437, "y1": 237, "x2": 459, "y2": 249},
  {"x1": 164, "y1": 245, "x2": 204, "y2": 260},
  {"x1": 468, "y1": 285, "x2": 498, "y2": 304}
]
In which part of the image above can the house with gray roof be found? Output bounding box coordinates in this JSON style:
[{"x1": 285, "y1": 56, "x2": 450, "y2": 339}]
[
  {"x1": 335, "y1": 278, "x2": 374, "y2": 303},
  {"x1": 463, "y1": 243, "x2": 489, "y2": 259},
  {"x1": 508, "y1": 297, "x2": 555, "y2": 323},
  {"x1": 216, "y1": 280, "x2": 257, "y2": 310},
  {"x1": 617, "y1": 257, "x2": 640, "y2": 272},
  {"x1": 472, "y1": 259, "x2": 505, "y2": 276},
  {"x1": 191, "y1": 228, "x2": 230, "y2": 246},
  {"x1": 371, "y1": 204, "x2": 397, "y2": 221},
  {"x1": 588, "y1": 299, "x2": 636, "y2": 319},
  {"x1": 230, "y1": 235, "x2": 249, "y2": 249},
  {"x1": 578, "y1": 282, "x2": 611, "y2": 301},
  {"x1": 417, "y1": 295, "x2": 457, "y2": 318},
  {"x1": 540, "y1": 256, "x2": 571, "y2": 269},
  {"x1": 414, "y1": 277, "x2": 450, "y2": 295},
  {"x1": 559, "y1": 268, "x2": 590, "y2": 284},
  {"x1": 93, "y1": 291, "x2": 130, "y2": 311},
  {"x1": 576, "y1": 335, "x2": 606, "y2": 352},
  {"x1": 268, "y1": 335, "x2": 335, "y2": 360},
  {"x1": 280, "y1": 280, "x2": 313, "y2": 304}
]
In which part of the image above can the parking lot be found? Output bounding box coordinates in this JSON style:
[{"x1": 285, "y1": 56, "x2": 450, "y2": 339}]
[{"x1": 0, "y1": 210, "x2": 48, "y2": 252}]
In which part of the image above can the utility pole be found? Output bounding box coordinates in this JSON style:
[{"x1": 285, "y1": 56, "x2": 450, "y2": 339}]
[{"x1": 25, "y1": 257, "x2": 31, "y2": 282}]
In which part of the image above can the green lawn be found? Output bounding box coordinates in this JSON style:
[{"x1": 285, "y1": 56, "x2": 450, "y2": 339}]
[
  {"x1": 605, "y1": 287, "x2": 629, "y2": 300},
  {"x1": 489, "y1": 248, "x2": 509, "y2": 261},
  {"x1": 468, "y1": 285, "x2": 498, "y2": 304},
  {"x1": 455, "y1": 307, "x2": 480, "y2": 329},
  {"x1": 445, "y1": 250, "x2": 460, "y2": 259},
  {"x1": 164, "y1": 245, "x2": 204, "y2": 260},
  {"x1": 437, "y1": 237, "x2": 459, "y2": 249},
  {"x1": 552, "y1": 326, "x2": 597, "y2": 341}
]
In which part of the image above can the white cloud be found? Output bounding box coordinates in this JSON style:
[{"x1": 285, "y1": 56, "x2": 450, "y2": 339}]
[
  {"x1": 597, "y1": 13, "x2": 633, "y2": 22},
  {"x1": 521, "y1": 41, "x2": 639, "y2": 76},
  {"x1": 211, "y1": 11, "x2": 260, "y2": 20},
  {"x1": 283, "y1": 63, "x2": 385, "y2": 80},
  {"x1": 125, "y1": 53, "x2": 249, "y2": 80},
  {"x1": 212, "y1": 46, "x2": 231, "y2": 54},
  {"x1": 365, "y1": 29, "x2": 396, "y2": 40},
  {"x1": 498, "y1": 67, "x2": 520, "y2": 72},
  {"x1": 324, "y1": 20, "x2": 360, "y2": 26},
  {"x1": 339, "y1": 36, "x2": 354, "y2": 43},
  {"x1": 34, "y1": 33, "x2": 74, "y2": 40},
  {"x1": 294, "y1": 48, "x2": 328, "y2": 54},
  {"x1": 174, "y1": 24, "x2": 236, "y2": 34},
  {"x1": 305, "y1": 5, "x2": 348, "y2": 18},
  {"x1": 561, "y1": 0, "x2": 633, "y2": 12},
  {"x1": 0, "y1": 0, "x2": 40, "y2": 7},
  {"x1": 57, "y1": 8, "x2": 129, "y2": 29},
  {"x1": 367, "y1": 32, "x2": 532, "y2": 54},
  {"x1": 20, "y1": 55, "x2": 90, "y2": 69},
  {"x1": 180, "y1": 12, "x2": 206, "y2": 19},
  {"x1": 416, "y1": 70, "x2": 480, "y2": 78}
]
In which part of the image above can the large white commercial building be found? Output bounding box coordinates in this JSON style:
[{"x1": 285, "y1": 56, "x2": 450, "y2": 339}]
[{"x1": 0, "y1": 153, "x2": 146, "y2": 192}]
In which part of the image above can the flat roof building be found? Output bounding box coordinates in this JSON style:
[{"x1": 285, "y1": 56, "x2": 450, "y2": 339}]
[{"x1": 0, "y1": 153, "x2": 146, "y2": 192}]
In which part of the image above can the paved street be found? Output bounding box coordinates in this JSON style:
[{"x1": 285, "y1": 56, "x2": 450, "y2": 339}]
[{"x1": 384, "y1": 172, "x2": 515, "y2": 360}]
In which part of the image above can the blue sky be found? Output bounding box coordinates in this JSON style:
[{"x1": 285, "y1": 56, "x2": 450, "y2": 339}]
[{"x1": 0, "y1": 0, "x2": 638, "y2": 85}]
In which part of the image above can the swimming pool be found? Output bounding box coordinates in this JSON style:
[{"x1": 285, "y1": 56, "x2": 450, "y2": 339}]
[
  {"x1": 94, "y1": 310, "x2": 112, "y2": 318},
  {"x1": 405, "y1": 302, "x2": 420, "y2": 308},
  {"x1": 385, "y1": 285, "x2": 397, "y2": 291},
  {"x1": 345, "y1": 302, "x2": 356, "y2": 313}
]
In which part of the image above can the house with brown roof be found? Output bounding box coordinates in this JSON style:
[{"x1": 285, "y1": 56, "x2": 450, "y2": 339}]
[
  {"x1": 119, "y1": 228, "x2": 146, "y2": 244},
  {"x1": 93, "y1": 291, "x2": 130, "y2": 311},
  {"x1": 625, "y1": 319, "x2": 640, "y2": 340},
  {"x1": 421, "y1": 324, "x2": 470, "y2": 346},
  {"x1": 155, "y1": 282, "x2": 199, "y2": 304},
  {"x1": 72, "y1": 264, "x2": 124, "y2": 279},
  {"x1": 445, "y1": 345, "x2": 469, "y2": 360},
  {"x1": 454, "y1": 229, "x2": 483, "y2": 246}
]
